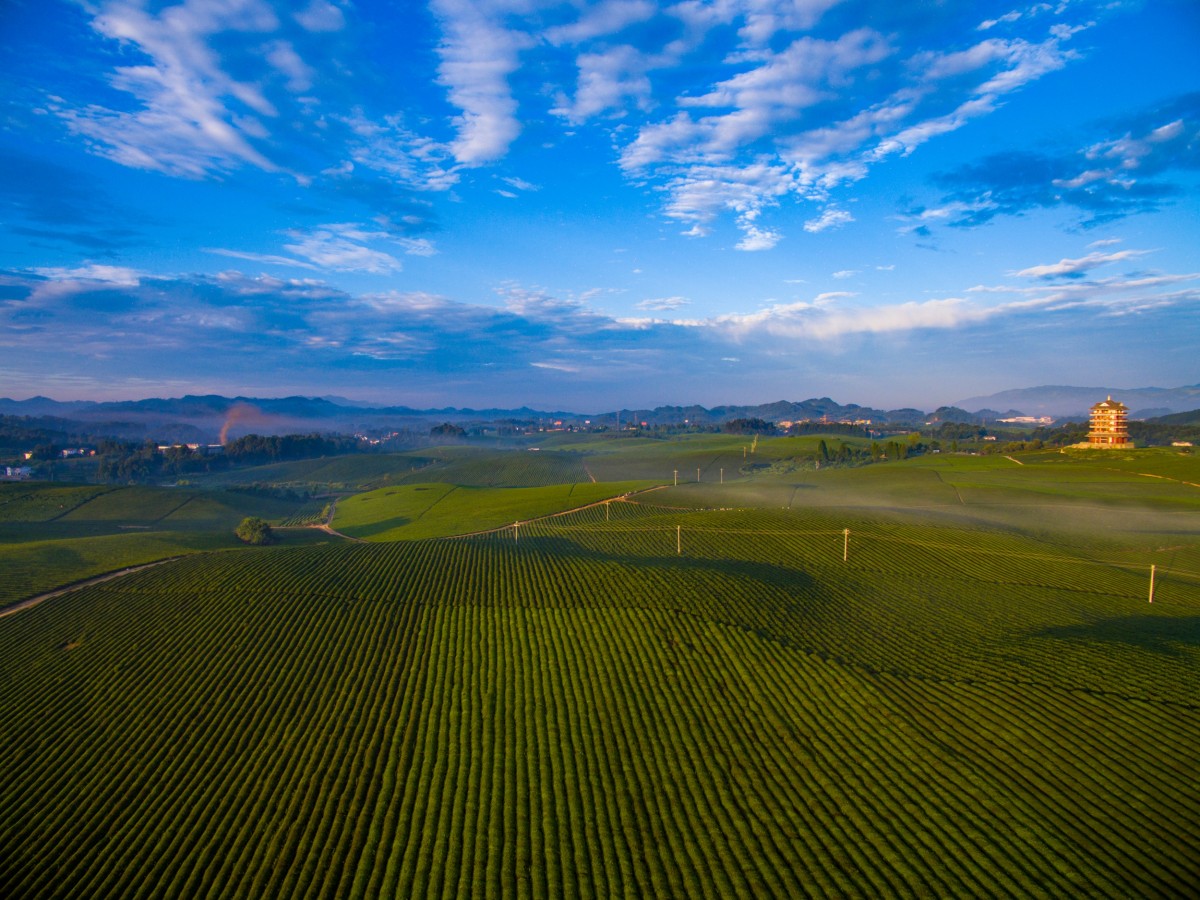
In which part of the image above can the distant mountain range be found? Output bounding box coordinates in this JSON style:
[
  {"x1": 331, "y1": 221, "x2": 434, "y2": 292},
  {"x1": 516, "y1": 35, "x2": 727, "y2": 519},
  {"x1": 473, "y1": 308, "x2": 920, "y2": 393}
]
[
  {"x1": 2, "y1": 385, "x2": 1198, "y2": 442},
  {"x1": 954, "y1": 384, "x2": 1200, "y2": 418}
]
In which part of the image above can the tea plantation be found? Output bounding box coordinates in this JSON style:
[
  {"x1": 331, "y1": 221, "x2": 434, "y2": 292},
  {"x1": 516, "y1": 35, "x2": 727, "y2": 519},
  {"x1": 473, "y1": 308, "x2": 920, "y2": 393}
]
[{"x1": 1, "y1": 444, "x2": 1197, "y2": 897}]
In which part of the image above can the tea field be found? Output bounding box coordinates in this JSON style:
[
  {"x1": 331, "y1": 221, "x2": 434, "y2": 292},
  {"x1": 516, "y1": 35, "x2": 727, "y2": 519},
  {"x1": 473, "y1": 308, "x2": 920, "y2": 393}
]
[{"x1": 1, "y1": 445, "x2": 1198, "y2": 897}]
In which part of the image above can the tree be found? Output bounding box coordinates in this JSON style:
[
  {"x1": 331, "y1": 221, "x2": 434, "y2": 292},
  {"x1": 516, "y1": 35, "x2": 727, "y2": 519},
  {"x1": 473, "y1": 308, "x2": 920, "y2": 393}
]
[
  {"x1": 721, "y1": 417, "x2": 775, "y2": 435},
  {"x1": 430, "y1": 422, "x2": 466, "y2": 437},
  {"x1": 235, "y1": 516, "x2": 274, "y2": 545}
]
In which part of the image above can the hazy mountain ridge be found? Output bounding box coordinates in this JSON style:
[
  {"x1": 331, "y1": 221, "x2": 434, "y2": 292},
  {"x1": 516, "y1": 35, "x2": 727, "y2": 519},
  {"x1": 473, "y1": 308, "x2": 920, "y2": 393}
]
[
  {"x1": 955, "y1": 384, "x2": 1200, "y2": 418},
  {"x1": 3, "y1": 385, "x2": 1198, "y2": 442}
]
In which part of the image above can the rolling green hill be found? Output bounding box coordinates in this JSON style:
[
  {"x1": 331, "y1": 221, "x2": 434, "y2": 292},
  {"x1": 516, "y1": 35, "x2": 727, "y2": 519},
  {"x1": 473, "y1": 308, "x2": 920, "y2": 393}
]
[
  {"x1": 2, "y1": 443, "x2": 1198, "y2": 896},
  {"x1": 333, "y1": 480, "x2": 657, "y2": 540}
]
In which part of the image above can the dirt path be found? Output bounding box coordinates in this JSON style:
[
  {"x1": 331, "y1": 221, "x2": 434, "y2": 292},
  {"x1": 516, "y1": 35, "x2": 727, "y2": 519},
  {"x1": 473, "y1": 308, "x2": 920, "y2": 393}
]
[
  {"x1": 0, "y1": 557, "x2": 183, "y2": 621},
  {"x1": 310, "y1": 497, "x2": 365, "y2": 542}
]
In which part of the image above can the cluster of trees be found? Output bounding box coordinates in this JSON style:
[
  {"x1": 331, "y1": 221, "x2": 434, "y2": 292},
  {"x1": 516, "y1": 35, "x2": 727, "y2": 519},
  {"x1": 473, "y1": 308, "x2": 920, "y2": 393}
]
[
  {"x1": 234, "y1": 516, "x2": 274, "y2": 545},
  {"x1": 721, "y1": 418, "x2": 777, "y2": 435},
  {"x1": 95, "y1": 442, "x2": 175, "y2": 482},
  {"x1": 90, "y1": 433, "x2": 367, "y2": 483},
  {"x1": 222, "y1": 433, "x2": 362, "y2": 463}
]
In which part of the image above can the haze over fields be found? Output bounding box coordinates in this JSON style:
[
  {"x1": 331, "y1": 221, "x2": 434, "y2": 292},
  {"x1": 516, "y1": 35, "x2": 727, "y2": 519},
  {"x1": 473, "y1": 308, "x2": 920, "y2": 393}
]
[{"x1": 2, "y1": 0, "x2": 1198, "y2": 410}]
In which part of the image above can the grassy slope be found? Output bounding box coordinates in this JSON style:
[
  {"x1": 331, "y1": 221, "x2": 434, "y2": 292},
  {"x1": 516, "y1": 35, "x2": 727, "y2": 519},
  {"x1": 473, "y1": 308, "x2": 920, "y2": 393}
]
[
  {"x1": 334, "y1": 480, "x2": 658, "y2": 540},
  {"x1": 0, "y1": 482, "x2": 318, "y2": 609}
]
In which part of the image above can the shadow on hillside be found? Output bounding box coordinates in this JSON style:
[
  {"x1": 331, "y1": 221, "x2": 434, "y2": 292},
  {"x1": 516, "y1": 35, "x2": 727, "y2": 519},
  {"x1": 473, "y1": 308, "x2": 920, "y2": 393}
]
[
  {"x1": 1031, "y1": 614, "x2": 1200, "y2": 657},
  {"x1": 343, "y1": 515, "x2": 410, "y2": 538},
  {"x1": 514, "y1": 535, "x2": 819, "y2": 597}
]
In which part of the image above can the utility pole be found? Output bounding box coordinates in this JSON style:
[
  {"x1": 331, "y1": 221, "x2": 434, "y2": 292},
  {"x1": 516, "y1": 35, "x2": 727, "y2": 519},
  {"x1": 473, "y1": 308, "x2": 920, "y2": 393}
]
[
  {"x1": 843, "y1": 528, "x2": 850, "y2": 562},
  {"x1": 605, "y1": 501, "x2": 610, "y2": 522},
  {"x1": 677, "y1": 525, "x2": 681, "y2": 556},
  {"x1": 696, "y1": 467, "x2": 701, "y2": 482},
  {"x1": 1149, "y1": 564, "x2": 1156, "y2": 603},
  {"x1": 673, "y1": 469, "x2": 678, "y2": 486},
  {"x1": 514, "y1": 522, "x2": 519, "y2": 542},
  {"x1": 720, "y1": 468, "x2": 724, "y2": 484}
]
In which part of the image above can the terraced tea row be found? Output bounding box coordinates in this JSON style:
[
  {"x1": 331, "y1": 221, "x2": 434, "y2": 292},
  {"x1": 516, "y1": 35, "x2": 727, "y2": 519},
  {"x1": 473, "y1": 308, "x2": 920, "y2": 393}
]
[{"x1": 2, "y1": 536, "x2": 1197, "y2": 897}]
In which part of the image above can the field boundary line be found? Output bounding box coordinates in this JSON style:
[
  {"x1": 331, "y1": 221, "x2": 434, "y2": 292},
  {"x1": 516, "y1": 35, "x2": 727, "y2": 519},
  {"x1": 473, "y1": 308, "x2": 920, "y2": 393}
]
[
  {"x1": 154, "y1": 492, "x2": 200, "y2": 523},
  {"x1": 0, "y1": 556, "x2": 185, "y2": 621},
  {"x1": 444, "y1": 485, "x2": 669, "y2": 538},
  {"x1": 44, "y1": 485, "x2": 117, "y2": 522}
]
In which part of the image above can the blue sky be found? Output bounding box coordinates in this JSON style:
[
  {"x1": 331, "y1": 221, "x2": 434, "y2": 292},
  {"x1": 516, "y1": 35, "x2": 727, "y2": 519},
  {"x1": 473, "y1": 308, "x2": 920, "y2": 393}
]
[{"x1": 1, "y1": 0, "x2": 1197, "y2": 411}]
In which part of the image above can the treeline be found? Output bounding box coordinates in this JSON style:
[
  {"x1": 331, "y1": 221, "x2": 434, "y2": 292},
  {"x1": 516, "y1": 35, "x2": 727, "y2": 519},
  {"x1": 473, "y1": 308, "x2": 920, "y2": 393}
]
[
  {"x1": 93, "y1": 433, "x2": 368, "y2": 482},
  {"x1": 0, "y1": 414, "x2": 92, "y2": 456},
  {"x1": 222, "y1": 433, "x2": 362, "y2": 463}
]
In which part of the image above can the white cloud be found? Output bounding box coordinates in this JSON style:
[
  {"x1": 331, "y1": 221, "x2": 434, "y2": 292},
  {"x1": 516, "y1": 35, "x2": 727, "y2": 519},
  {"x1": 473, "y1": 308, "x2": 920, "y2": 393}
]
[
  {"x1": 211, "y1": 223, "x2": 432, "y2": 273},
  {"x1": 397, "y1": 238, "x2": 438, "y2": 257},
  {"x1": 294, "y1": 0, "x2": 345, "y2": 32},
  {"x1": 737, "y1": 0, "x2": 845, "y2": 44},
  {"x1": 637, "y1": 296, "x2": 690, "y2": 311},
  {"x1": 661, "y1": 161, "x2": 795, "y2": 231},
  {"x1": 33, "y1": 264, "x2": 142, "y2": 286},
  {"x1": 545, "y1": 0, "x2": 656, "y2": 45},
  {"x1": 694, "y1": 295, "x2": 991, "y2": 342},
  {"x1": 205, "y1": 248, "x2": 319, "y2": 270},
  {"x1": 1014, "y1": 249, "x2": 1149, "y2": 278},
  {"x1": 58, "y1": 0, "x2": 285, "y2": 177},
  {"x1": 554, "y1": 44, "x2": 659, "y2": 123},
  {"x1": 736, "y1": 220, "x2": 781, "y2": 251},
  {"x1": 803, "y1": 207, "x2": 852, "y2": 233},
  {"x1": 340, "y1": 112, "x2": 460, "y2": 190},
  {"x1": 623, "y1": 29, "x2": 892, "y2": 170},
  {"x1": 283, "y1": 223, "x2": 405, "y2": 273},
  {"x1": 266, "y1": 41, "x2": 315, "y2": 92},
  {"x1": 832, "y1": 269, "x2": 857, "y2": 279},
  {"x1": 893, "y1": 197, "x2": 997, "y2": 233},
  {"x1": 430, "y1": 0, "x2": 533, "y2": 165},
  {"x1": 978, "y1": 11, "x2": 1022, "y2": 31}
]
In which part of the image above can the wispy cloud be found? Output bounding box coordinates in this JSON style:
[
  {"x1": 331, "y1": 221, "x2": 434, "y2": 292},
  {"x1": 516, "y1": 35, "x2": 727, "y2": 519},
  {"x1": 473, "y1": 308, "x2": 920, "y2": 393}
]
[
  {"x1": 339, "y1": 112, "x2": 461, "y2": 191},
  {"x1": 57, "y1": 0, "x2": 285, "y2": 177},
  {"x1": 636, "y1": 296, "x2": 690, "y2": 311},
  {"x1": 209, "y1": 223, "x2": 435, "y2": 274},
  {"x1": 923, "y1": 92, "x2": 1200, "y2": 229},
  {"x1": 804, "y1": 207, "x2": 853, "y2": 233},
  {"x1": 294, "y1": 0, "x2": 345, "y2": 33},
  {"x1": 1014, "y1": 249, "x2": 1149, "y2": 279}
]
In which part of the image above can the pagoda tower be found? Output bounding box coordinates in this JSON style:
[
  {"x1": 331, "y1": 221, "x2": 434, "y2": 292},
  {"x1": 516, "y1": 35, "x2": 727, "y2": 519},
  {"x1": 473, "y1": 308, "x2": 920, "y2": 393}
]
[{"x1": 1087, "y1": 396, "x2": 1134, "y2": 449}]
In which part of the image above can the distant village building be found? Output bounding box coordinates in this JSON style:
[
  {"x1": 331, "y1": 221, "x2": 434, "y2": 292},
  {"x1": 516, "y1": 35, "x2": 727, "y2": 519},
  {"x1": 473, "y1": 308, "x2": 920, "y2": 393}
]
[
  {"x1": 1087, "y1": 396, "x2": 1134, "y2": 449},
  {"x1": 998, "y1": 415, "x2": 1055, "y2": 425}
]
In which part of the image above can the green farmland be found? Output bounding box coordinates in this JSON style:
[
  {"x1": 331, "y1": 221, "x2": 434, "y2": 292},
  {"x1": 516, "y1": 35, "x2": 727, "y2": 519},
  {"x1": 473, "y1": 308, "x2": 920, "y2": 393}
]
[
  {"x1": 1, "y1": 443, "x2": 1198, "y2": 896},
  {"x1": 333, "y1": 480, "x2": 656, "y2": 540}
]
